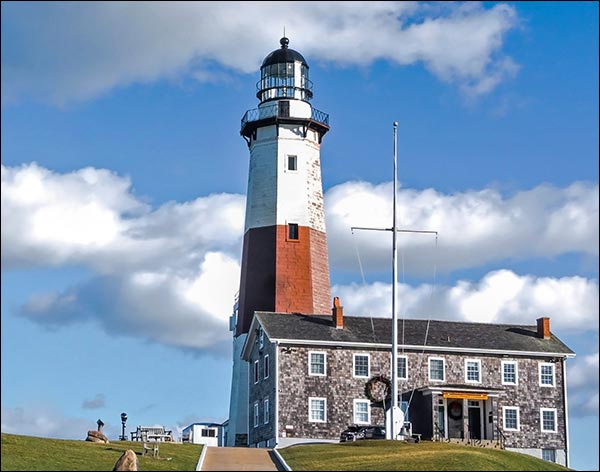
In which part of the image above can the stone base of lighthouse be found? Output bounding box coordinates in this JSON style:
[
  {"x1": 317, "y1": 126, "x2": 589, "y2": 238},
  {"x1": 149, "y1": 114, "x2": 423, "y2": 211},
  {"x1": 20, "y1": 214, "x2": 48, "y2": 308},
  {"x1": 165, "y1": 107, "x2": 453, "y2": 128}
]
[{"x1": 236, "y1": 224, "x2": 331, "y2": 336}]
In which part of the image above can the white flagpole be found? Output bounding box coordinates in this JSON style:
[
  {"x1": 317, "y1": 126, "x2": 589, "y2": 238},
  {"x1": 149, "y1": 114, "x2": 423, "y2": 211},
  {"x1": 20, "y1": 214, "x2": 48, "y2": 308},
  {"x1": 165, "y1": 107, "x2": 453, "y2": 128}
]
[
  {"x1": 391, "y1": 121, "x2": 399, "y2": 440},
  {"x1": 351, "y1": 122, "x2": 436, "y2": 441}
]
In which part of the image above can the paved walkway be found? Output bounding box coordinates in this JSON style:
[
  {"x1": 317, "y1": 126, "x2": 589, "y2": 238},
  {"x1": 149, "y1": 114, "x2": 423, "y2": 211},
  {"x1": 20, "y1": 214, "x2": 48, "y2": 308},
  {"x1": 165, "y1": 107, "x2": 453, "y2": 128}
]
[{"x1": 201, "y1": 446, "x2": 283, "y2": 471}]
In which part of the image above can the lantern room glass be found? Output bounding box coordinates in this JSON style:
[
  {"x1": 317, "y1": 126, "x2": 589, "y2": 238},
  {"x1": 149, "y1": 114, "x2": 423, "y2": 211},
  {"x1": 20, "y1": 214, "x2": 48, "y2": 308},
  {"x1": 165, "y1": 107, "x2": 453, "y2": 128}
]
[{"x1": 257, "y1": 62, "x2": 312, "y2": 103}]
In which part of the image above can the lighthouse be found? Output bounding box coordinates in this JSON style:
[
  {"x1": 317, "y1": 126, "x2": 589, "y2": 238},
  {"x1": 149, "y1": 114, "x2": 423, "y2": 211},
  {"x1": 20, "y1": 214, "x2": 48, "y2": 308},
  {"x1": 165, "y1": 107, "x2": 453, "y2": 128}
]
[{"x1": 227, "y1": 37, "x2": 331, "y2": 446}]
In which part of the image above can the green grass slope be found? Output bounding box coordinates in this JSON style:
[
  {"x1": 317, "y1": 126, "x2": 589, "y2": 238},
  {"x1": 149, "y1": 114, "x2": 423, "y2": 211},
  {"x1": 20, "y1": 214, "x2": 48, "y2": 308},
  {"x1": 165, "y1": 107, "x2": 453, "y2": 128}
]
[
  {"x1": 2, "y1": 434, "x2": 571, "y2": 471},
  {"x1": 278, "y1": 440, "x2": 571, "y2": 471},
  {"x1": 0, "y1": 433, "x2": 202, "y2": 471}
]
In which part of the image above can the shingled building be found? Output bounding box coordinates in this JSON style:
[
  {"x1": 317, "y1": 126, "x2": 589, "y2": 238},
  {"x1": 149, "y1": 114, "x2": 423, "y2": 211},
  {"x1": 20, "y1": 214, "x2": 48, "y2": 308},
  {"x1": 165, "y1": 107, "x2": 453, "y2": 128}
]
[{"x1": 242, "y1": 309, "x2": 574, "y2": 467}]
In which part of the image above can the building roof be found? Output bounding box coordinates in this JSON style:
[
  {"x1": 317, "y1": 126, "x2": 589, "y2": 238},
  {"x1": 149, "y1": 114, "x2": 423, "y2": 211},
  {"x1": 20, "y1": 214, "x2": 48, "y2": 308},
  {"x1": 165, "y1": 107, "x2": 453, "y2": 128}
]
[
  {"x1": 183, "y1": 422, "x2": 223, "y2": 430},
  {"x1": 252, "y1": 312, "x2": 575, "y2": 356}
]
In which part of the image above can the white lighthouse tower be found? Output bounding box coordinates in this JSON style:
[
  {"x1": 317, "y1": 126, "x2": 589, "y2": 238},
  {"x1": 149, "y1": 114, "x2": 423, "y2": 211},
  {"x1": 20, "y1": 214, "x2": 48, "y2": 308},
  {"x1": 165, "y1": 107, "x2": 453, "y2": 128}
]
[{"x1": 227, "y1": 37, "x2": 331, "y2": 446}]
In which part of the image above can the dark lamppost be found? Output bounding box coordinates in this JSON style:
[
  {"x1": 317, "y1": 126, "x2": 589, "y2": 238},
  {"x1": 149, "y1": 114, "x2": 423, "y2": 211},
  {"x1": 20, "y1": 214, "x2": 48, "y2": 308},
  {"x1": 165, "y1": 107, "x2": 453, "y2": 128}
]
[{"x1": 120, "y1": 412, "x2": 127, "y2": 441}]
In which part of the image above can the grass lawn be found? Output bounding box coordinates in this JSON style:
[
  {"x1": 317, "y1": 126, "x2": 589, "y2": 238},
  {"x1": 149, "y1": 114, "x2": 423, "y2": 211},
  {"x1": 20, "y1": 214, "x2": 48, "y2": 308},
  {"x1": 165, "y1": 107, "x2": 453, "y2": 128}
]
[
  {"x1": 278, "y1": 440, "x2": 571, "y2": 471},
  {"x1": 1, "y1": 433, "x2": 202, "y2": 471}
]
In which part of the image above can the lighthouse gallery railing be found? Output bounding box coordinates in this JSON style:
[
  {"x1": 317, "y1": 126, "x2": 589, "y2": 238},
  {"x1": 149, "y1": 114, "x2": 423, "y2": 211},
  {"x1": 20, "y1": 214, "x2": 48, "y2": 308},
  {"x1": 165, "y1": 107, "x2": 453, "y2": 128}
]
[{"x1": 241, "y1": 103, "x2": 329, "y2": 130}]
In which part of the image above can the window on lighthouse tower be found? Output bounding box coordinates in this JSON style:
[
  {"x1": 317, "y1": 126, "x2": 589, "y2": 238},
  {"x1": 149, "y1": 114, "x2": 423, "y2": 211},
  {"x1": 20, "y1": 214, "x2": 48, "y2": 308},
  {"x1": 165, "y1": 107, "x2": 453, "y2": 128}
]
[
  {"x1": 287, "y1": 155, "x2": 297, "y2": 171},
  {"x1": 288, "y1": 223, "x2": 299, "y2": 240}
]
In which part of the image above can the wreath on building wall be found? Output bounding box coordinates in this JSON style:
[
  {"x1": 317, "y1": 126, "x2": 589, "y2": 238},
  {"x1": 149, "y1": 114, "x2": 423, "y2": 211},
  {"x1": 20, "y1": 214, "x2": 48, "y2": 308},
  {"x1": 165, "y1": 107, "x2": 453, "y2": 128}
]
[
  {"x1": 364, "y1": 374, "x2": 392, "y2": 406},
  {"x1": 448, "y1": 400, "x2": 463, "y2": 420}
]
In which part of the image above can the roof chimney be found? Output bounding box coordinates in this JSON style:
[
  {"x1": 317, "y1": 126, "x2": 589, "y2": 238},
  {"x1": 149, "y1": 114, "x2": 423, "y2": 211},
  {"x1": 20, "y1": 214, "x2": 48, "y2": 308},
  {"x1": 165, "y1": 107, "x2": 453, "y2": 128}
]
[
  {"x1": 332, "y1": 297, "x2": 344, "y2": 329},
  {"x1": 536, "y1": 317, "x2": 551, "y2": 339}
]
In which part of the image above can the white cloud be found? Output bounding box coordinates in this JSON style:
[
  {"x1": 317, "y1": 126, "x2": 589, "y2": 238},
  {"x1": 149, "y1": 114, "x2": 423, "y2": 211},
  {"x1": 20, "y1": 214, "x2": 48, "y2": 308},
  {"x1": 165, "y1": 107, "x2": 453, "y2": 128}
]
[
  {"x1": 1, "y1": 1, "x2": 519, "y2": 105},
  {"x1": 2, "y1": 163, "x2": 598, "y2": 355},
  {"x1": 332, "y1": 269, "x2": 599, "y2": 333},
  {"x1": 4, "y1": 164, "x2": 597, "y2": 278},
  {"x1": 1, "y1": 163, "x2": 245, "y2": 274},
  {"x1": 2, "y1": 162, "x2": 245, "y2": 355},
  {"x1": 20, "y1": 251, "x2": 240, "y2": 355},
  {"x1": 326, "y1": 180, "x2": 599, "y2": 275}
]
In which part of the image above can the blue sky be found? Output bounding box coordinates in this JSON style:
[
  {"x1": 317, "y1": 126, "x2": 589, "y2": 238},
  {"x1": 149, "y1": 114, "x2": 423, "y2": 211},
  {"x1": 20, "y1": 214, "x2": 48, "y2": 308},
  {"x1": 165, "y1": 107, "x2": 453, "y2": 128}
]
[{"x1": 1, "y1": 2, "x2": 598, "y2": 469}]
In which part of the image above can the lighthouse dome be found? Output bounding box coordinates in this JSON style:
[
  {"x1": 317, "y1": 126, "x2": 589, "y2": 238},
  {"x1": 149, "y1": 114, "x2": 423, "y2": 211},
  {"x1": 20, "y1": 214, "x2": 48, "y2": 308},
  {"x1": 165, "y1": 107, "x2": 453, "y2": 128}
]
[{"x1": 261, "y1": 37, "x2": 308, "y2": 68}]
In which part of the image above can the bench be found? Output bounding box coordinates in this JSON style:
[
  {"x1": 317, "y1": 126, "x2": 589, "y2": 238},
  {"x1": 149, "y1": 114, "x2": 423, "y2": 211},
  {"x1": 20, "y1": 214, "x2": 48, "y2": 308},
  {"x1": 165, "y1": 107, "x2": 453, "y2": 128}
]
[
  {"x1": 132, "y1": 426, "x2": 173, "y2": 442},
  {"x1": 143, "y1": 442, "x2": 159, "y2": 458}
]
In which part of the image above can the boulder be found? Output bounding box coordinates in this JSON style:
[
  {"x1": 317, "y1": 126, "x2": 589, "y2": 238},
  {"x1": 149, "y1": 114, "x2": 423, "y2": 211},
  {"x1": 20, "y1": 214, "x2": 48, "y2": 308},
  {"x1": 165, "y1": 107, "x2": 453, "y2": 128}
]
[
  {"x1": 113, "y1": 449, "x2": 138, "y2": 471},
  {"x1": 86, "y1": 430, "x2": 109, "y2": 443}
]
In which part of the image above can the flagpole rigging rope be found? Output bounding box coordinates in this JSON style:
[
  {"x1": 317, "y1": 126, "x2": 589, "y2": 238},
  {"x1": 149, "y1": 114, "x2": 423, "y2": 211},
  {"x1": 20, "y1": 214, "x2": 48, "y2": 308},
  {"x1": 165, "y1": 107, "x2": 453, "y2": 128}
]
[
  {"x1": 351, "y1": 225, "x2": 439, "y2": 428},
  {"x1": 351, "y1": 228, "x2": 378, "y2": 343},
  {"x1": 405, "y1": 233, "x2": 438, "y2": 419}
]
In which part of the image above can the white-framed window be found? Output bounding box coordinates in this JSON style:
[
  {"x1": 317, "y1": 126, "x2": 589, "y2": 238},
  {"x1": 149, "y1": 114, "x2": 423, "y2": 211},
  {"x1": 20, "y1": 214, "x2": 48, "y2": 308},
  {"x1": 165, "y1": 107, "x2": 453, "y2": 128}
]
[
  {"x1": 429, "y1": 357, "x2": 445, "y2": 382},
  {"x1": 501, "y1": 361, "x2": 518, "y2": 385},
  {"x1": 309, "y1": 397, "x2": 326, "y2": 423},
  {"x1": 253, "y1": 402, "x2": 259, "y2": 428},
  {"x1": 264, "y1": 398, "x2": 270, "y2": 424},
  {"x1": 254, "y1": 360, "x2": 259, "y2": 384},
  {"x1": 287, "y1": 155, "x2": 298, "y2": 171},
  {"x1": 539, "y1": 363, "x2": 555, "y2": 387},
  {"x1": 309, "y1": 351, "x2": 326, "y2": 376},
  {"x1": 542, "y1": 449, "x2": 556, "y2": 462},
  {"x1": 264, "y1": 355, "x2": 270, "y2": 379},
  {"x1": 353, "y1": 353, "x2": 370, "y2": 378},
  {"x1": 502, "y1": 406, "x2": 520, "y2": 431},
  {"x1": 541, "y1": 408, "x2": 557, "y2": 433},
  {"x1": 353, "y1": 399, "x2": 370, "y2": 424},
  {"x1": 397, "y1": 356, "x2": 408, "y2": 380},
  {"x1": 465, "y1": 359, "x2": 481, "y2": 383}
]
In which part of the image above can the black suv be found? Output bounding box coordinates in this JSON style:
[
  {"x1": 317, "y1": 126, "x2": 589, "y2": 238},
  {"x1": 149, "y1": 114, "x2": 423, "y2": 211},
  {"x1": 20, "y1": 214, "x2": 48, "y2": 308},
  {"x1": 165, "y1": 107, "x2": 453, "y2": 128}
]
[
  {"x1": 340, "y1": 425, "x2": 386, "y2": 442},
  {"x1": 362, "y1": 425, "x2": 386, "y2": 439}
]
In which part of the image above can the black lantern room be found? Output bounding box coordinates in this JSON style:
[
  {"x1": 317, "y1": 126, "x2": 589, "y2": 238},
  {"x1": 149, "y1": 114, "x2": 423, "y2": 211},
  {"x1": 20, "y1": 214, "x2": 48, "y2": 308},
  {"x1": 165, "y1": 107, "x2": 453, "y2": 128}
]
[{"x1": 256, "y1": 37, "x2": 313, "y2": 103}]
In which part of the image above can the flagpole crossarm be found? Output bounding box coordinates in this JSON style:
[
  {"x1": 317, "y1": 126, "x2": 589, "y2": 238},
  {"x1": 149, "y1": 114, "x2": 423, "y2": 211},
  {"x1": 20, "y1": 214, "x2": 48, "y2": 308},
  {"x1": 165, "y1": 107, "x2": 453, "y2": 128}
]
[
  {"x1": 351, "y1": 226, "x2": 392, "y2": 233},
  {"x1": 351, "y1": 226, "x2": 438, "y2": 235}
]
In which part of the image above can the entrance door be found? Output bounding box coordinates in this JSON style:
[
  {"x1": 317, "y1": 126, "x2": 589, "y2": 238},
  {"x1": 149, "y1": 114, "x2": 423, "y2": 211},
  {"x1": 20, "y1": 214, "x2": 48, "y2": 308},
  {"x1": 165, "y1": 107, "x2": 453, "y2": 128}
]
[
  {"x1": 437, "y1": 401, "x2": 446, "y2": 439},
  {"x1": 468, "y1": 402, "x2": 482, "y2": 440}
]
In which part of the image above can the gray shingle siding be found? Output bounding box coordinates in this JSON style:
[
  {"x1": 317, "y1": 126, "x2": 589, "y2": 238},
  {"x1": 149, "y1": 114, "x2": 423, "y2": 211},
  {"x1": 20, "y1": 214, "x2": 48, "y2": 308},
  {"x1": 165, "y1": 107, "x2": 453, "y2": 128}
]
[
  {"x1": 277, "y1": 345, "x2": 389, "y2": 441},
  {"x1": 247, "y1": 334, "x2": 276, "y2": 446}
]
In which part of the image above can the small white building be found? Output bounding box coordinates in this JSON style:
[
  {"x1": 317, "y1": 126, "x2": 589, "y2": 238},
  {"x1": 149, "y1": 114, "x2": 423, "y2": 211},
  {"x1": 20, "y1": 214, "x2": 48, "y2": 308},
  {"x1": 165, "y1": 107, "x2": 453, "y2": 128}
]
[{"x1": 182, "y1": 422, "x2": 224, "y2": 447}]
